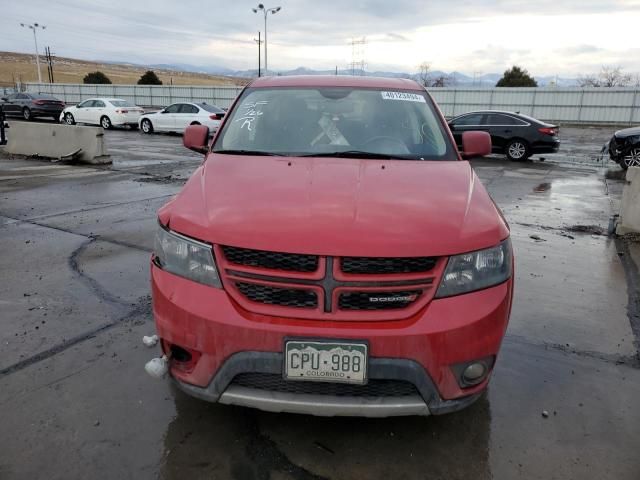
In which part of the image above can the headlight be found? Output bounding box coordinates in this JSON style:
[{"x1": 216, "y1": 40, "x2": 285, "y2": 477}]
[
  {"x1": 436, "y1": 239, "x2": 512, "y2": 298},
  {"x1": 154, "y1": 225, "x2": 222, "y2": 288}
]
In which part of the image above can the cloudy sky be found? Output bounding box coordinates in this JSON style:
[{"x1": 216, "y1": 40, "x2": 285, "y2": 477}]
[{"x1": 2, "y1": 0, "x2": 640, "y2": 76}]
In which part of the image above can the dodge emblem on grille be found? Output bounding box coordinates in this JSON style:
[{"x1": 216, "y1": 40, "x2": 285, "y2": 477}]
[{"x1": 369, "y1": 294, "x2": 418, "y2": 303}]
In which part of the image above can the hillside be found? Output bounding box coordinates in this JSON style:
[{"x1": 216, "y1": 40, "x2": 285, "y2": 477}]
[{"x1": 0, "y1": 51, "x2": 248, "y2": 86}]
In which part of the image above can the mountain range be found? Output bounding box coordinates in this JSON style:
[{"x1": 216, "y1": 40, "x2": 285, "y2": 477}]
[{"x1": 148, "y1": 63, "x2": 579, "y2": 87}]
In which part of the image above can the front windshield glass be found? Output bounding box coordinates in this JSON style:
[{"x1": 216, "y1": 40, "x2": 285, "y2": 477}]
[{"x1": 213, "y1": 87, "x2": 455, "y2": 160}]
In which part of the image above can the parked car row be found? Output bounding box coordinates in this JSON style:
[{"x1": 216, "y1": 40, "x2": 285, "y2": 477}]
[{"x1": 0, "y1": 94, "x2": 225, "y2": 135}]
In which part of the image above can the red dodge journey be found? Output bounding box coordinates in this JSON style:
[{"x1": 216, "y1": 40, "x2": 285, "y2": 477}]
[{"x1": 151, "y1": 75, "x2": 513, "y2": 417}]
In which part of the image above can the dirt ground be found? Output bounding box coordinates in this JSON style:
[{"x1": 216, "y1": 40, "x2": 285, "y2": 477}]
[{"x1": 0, "y1": 51, "x2": 247, "y2": 86}]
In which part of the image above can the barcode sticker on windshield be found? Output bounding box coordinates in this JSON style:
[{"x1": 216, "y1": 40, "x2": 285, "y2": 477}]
[{"x1": 381, "y1": 91, "x2": 426, "y2": 103}]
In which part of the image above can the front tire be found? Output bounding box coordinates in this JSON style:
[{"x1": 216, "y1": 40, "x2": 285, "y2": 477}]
[
  {"x1": 64, "y1": 112, "x2": 75, "y2": 125},
  {"x1": 620, "y1": 148, "x2": 640, "y2": 170},
  {"x1": 100, "y1": 116, "x2": 112, "y2": 129},
  {"x1": 141, "y1": 119, "x2": 153, "y2": 134},
  {"x1": 506, "y1": 139, "x2": 530, "y2": 161},
  {"x1": 23, "y1": 107, "x2": 32, "y2": 121}
]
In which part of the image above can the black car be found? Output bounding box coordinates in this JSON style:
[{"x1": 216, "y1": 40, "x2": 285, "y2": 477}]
[
  {"x1": 448, "y1": 110, "x2": 560, "y2": 161},
  {"x1": 0, "y1": 92, "x2": 65, "y2": 121},
  {"x1": 603, "y1": 126, "x2": 640, "y2": 169}
]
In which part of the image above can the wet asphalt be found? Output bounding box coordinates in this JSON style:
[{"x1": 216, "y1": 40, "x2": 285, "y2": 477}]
[{"x1": 1, "y1": 123, "x2": 639, "y2": 480}]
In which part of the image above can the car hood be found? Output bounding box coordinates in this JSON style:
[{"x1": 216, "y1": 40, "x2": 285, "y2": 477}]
[
  {"x1": 614, "y1": 126, "x2": 640, "y2": 139},
  {"x1": 161, "y1": 155, "x2": 509, "y2": 257}
]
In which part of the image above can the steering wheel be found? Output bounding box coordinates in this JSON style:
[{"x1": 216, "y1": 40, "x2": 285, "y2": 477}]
[{"x1": 361, "y1": 136, "x2": 410, "y2": 154}]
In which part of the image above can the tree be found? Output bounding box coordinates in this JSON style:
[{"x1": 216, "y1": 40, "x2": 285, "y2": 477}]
[
  {"x1": 416, "y1": 62, "x2": 455, "y2": 88},
  {"x1": 83, "y1": 71, "x2": 112, "y2": 84},
  {"x1": 417, "y1": 62, "x2": 432, "y2": 88},
  {"x1": 496, "y1": 66, "x2": 537, "y2": 87},
  {"x1": 577, "y1": 66, "x2": 632, "y2": 87},
  {"x1": 137, "y1": 70, "x2": 163, "y2": 85}
]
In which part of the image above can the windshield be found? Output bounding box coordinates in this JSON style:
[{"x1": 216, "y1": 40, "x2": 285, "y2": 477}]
[
  {"x1": 213, "y1": 87, "x2": 455, "y2": 160},
  {"x1": 110, "y1": 100, "x2": 137, "y2": 107}
]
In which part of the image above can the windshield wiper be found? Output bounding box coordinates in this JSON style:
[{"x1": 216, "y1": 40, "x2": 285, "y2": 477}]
[
  {"x1": 298, "y1": 150, "x2": 401, "y2": 159},
  {"x1": 212, "y1": 149, "x2": 284, "y2": 156}
]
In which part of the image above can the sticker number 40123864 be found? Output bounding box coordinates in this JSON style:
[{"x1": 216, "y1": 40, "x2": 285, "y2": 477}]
[{"x1": 380, "y1": 91, "x2": 426, "y2": 103}]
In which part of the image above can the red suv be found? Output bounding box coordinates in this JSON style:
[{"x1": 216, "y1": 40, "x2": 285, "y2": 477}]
[{"x1": 151, "y1": 76, "x2": 513, "y2": 417}]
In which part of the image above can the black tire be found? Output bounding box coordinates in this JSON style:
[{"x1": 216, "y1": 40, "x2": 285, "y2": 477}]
[
  {"x1": 22, "y1": 107, "x2": 32, "y2": 121},
  {"x1": 100, "y1": 116, "x2": 112, "y2": 129},
  {"x1": 620, "y1": 148, "x2": 640, "y2": 170},
  {"x1": 190, "y1": 121, "x2": 201, "y2": 125},
  {"x1": 64, "y1": 112, "x2": 75, "y2": 125},
  {"x1": 141, "y1": 118, "x2": 154, "y2": 134},
  {"x1": 505, "y1": 139, "x2": 530, "y2": 161}
]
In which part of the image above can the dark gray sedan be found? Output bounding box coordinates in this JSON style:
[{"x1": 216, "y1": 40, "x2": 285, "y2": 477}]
[{"x1": 0, "y1": 92, "x2": 65, "y2": 121}]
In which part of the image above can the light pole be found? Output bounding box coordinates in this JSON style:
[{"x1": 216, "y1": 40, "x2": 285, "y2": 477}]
[
  {"x1": 20, "y1": 22, "x2": 46, "y2": 83},
  {"x1": 253, "y1": 32, "x2": 263, "y2": 77},
  {"x1": 252, "y1": 4, "x2": 281, "y2": 74}
]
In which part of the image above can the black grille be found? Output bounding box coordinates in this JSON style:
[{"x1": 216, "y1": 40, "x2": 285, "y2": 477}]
[
  {"x1": 339, "y1": 290, "x2": 422, "y2": 310},
  {"x1": 235, "y1": 282, "x2": 317, "y2": 308},
  {"x1": 341, "y1": 257, "x2": 437, "y2": 275},
  {"x1": 222, "y1": 246, "x2": 318, "y2": 272},
  {"x1": 231, "y1": 373, "x2": 418, "y2": 397}
]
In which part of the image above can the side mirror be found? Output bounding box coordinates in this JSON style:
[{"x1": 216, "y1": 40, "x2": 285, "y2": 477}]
[
  {"x1": 183, "y1": 124, "x2": 210, "y2": 154},
  {"x1": 160, "y1": 109, "x2": 168, "y2": 113},
  {"x1": 461, "y1": 131, "x2": 491, "y2": 159},
  {"x1": 1, "y1": 97, "x2": 7, "y2": 101}
]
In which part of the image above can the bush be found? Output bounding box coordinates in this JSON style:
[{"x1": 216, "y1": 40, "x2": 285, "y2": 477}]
[
  {"x1": 137, "y1": 71, "x2": 163, "y2": 85},
  {"x1": 83, "y1": 71, "x2": 112, "y2": 84},
  {"x1": 496, "y1": 66, "x2": 537, "y2": 87}
]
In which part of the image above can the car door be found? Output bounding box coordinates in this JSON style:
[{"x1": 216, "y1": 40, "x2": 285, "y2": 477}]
[
  {"x1": 448, "y1": 113, "x2": 487, "y2": 149},
  {"x1": 74, "y1": 100, "x2": 94, "y2": 123},
  {"x1": 91, "y1": 100, "x2": 107, "y2": 125},
  {"x1": 485, "y1": 113, "x2": 524, "y2": 151},
  {"x1": 156, "y1": 103, "x2": 181, "y2": 131},
  {"x1": 1, "y1": 93, "x2": 18, "y2": 116},
  {"x1": 176, "y1": 104, "x2": 198, "y2": 131}
]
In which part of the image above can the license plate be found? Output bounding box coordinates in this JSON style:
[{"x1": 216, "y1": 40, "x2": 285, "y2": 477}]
[{"x1": 284, "y1": 340, "x2": 368, "y2": 385}]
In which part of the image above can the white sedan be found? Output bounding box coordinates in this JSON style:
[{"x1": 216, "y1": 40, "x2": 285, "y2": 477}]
[
  {"x1": 139, "y1": 102, "x2": 225, "y2": 134},
  {"x1": 60, "y1": 98, "x2": 144, "y2": 129}
]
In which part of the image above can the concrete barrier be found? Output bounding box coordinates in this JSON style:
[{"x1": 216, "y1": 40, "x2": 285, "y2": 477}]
[
  {"x1": 617, "y1": 167, "x2": 640, "y2": 235},
  {"x1": 5, "y1": 122, "x2": 110, "y2": 164}
]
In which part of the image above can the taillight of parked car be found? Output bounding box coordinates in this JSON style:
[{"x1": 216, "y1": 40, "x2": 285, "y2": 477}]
[
  {"x1": 115, "y1": 109, "x2": 129, "y2": 114},
  {"x1": 209, "y1": 113, "x2": 225, "y2": 120},
  {"x1": 539, "y1": 127, "x2": 558, "y2": 136},
  {"x1": 33, "y1": 100, "x2": 46, "y2": 105}
]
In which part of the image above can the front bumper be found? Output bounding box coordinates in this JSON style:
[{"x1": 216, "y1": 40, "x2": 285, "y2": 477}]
[
  {"x1": 172, "y1": 352, "x2": 483, "y2": 417},
  {"x1": 152, "y1": 264, "x2": 512, "y2": 416}
]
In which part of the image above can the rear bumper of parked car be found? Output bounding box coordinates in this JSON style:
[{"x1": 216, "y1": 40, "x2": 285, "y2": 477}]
[
  {"x1": 30, "y1": 106, "x2": 64, "y2": 117},
  {"x1": 111, "y1": 113, "x2": 141, "y2": 126},
  {"x1": 151, "y1": 263, "x2": 513, "y2": 417},
  {"x1": 531, "y1": 138, "x2": 560, "y2": 154}
]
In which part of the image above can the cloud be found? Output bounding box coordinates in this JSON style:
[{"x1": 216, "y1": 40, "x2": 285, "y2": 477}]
[{"x1": 2, "y1": 0, "x2": 640, "y2": 74}]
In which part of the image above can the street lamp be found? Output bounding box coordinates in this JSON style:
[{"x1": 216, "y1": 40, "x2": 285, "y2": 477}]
[
  {"x1": 20, "y1": 22, "x2": 46, "y2": 83},
  {"x1": 252, "y1": 4, "x2": 281, "y2": 74}
]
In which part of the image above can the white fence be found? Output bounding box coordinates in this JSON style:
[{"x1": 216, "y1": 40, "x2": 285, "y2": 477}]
[
  {"x1": 24, "y1": 83, "x2": 245, "y2": 110},
  {"x1": 24, "y1": 83, "x2": 640, "y2": 125}
]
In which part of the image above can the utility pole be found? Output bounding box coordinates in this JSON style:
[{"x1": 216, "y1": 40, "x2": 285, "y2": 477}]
[
  {"x1": 254, "y1": 32, "x2": 263, "y2": 77},
  {"x1": 252, "y1": 4, "x2": 281, "y2": 74},
  {"x1": 20, "y1": 23, "x2": 46, "y2": 83},
  {"x1": 45, "y1": 46, "x2": 55, "y2": 83}
]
